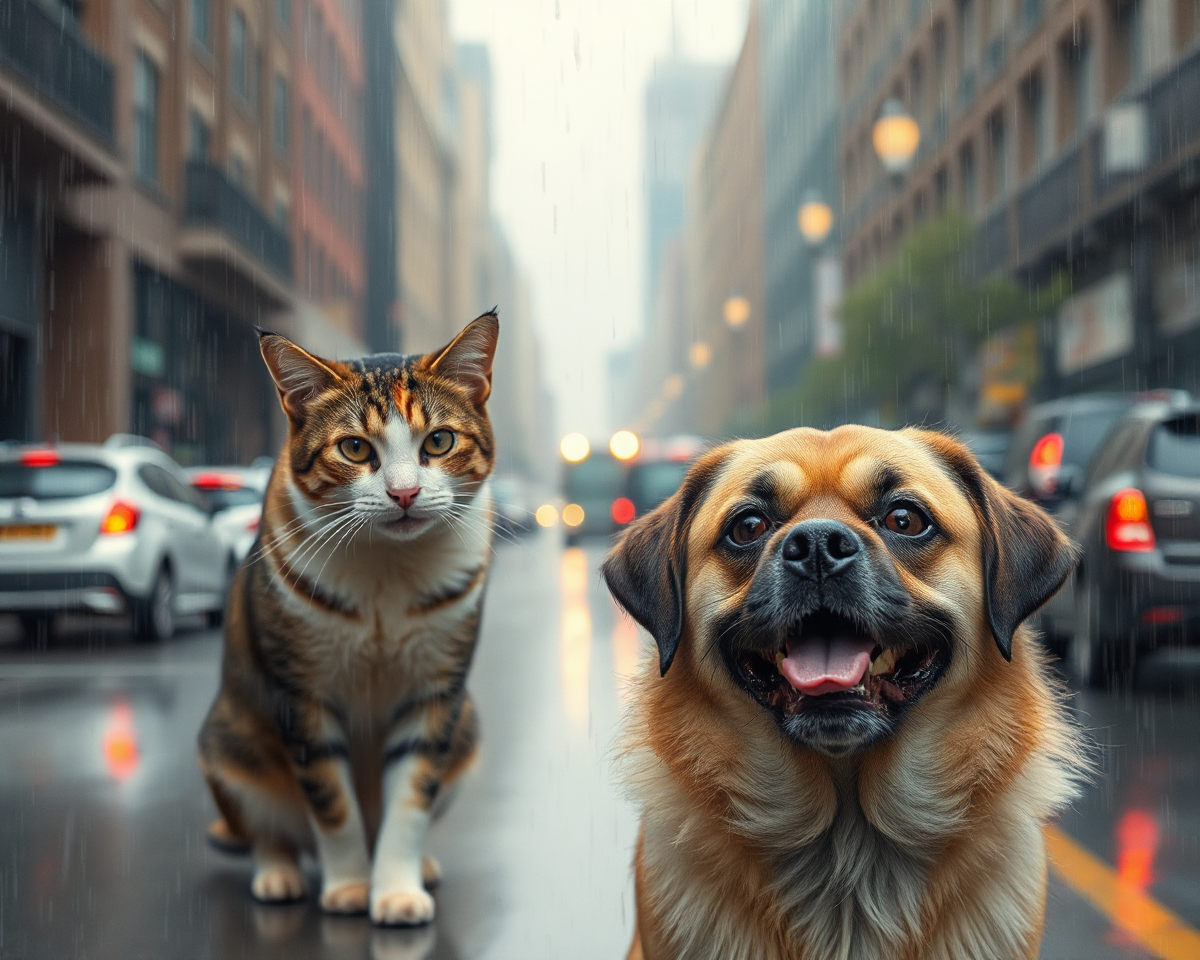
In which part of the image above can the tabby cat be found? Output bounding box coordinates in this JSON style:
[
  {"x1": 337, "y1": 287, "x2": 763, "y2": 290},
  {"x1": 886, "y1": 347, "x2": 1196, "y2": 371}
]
[{"x1": 198, "y1": 312, "x2": 498, "y2": 926}]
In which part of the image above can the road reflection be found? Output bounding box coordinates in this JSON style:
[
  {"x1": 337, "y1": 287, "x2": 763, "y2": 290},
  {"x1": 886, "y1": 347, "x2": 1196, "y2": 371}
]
[
  {"x1": 560, "y1": 547, "x2": 591, "y2": 726},
  {"x1": 102, "y1": 697, "x2": 141, "y2": 782},
  {"x1": 611, "y1": 608, "x2": 640, "y2": 703}
]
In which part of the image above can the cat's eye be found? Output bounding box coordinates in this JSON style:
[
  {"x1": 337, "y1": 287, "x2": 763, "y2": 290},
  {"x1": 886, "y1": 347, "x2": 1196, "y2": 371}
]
[
  {"x1": 423, "y1": 430, "x2": 455, "y2": 457},
  {"x1": 338, "y1": 437, "x2": 373, "y2": 463}
]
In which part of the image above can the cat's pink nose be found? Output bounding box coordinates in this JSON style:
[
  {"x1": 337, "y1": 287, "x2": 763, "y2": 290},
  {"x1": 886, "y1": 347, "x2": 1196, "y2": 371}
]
[{"x1": 388, "y1": 486, "x2": 420, "y2": 509}]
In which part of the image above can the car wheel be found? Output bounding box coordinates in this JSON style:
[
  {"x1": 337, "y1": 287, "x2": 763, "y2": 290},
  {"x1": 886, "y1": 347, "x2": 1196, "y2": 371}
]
[
  {"x1": 135, "y1": 566, "x2": 175, "y2": 644},
  {"x1": 18, "y1": 613, "x2": 53, "y2": 650},
  {"x1": 1072, "y1": 575, "x2": 1131, "y2": 690}
]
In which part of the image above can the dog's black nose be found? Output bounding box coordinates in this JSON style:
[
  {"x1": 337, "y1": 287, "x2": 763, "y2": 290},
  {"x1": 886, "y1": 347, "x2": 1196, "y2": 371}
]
[{"x1": 781, "y1": 520, "x2": 862, "y2": 580}]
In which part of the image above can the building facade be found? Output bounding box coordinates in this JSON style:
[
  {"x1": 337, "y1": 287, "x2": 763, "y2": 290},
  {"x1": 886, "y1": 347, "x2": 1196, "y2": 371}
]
[
  {"x1": 686, "y1": 1, "x2": 766, "y2": 436},
  {"x1": 760, "y1": 0, "x2": 846, "y2": 399},
  {"x1": 840, "y1": 0, "x2": 1200, "y2": 403}
]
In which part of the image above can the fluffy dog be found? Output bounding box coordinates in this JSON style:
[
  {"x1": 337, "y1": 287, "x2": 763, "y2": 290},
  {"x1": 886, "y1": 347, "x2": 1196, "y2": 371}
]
[{"x1": 602, "y1": 426, "x2": 1085, "y2": 960}]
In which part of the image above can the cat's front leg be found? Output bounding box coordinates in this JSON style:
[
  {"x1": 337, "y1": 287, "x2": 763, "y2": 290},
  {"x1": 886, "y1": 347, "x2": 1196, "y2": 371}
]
[{"x1": 283, "y1": 703, "x2": 372, "y2": 914}]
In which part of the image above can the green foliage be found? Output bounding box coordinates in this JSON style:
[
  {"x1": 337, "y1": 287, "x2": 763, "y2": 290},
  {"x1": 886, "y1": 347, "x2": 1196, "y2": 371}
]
[{"x1": 787, "y1": 210, "x2": 1066, "y2": 429}]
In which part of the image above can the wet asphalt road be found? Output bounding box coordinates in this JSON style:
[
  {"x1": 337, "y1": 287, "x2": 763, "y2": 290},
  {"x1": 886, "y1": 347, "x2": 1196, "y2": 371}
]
[{"x1": 0, "y1": 532, "x2": 1197, "y2": 960}]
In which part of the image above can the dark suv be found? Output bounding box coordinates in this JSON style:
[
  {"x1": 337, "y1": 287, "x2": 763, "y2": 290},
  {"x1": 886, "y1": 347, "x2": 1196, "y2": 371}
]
[
  {"x1": 1002, "y1": 394, "x2": 1140, "y2": 644},
  {"x1": 1067, "y1": 404, "x2": 1200, "y2": 687}
]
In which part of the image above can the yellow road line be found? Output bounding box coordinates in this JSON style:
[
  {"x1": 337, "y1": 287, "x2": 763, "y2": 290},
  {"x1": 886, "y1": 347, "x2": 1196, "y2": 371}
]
[{"x1": 1044, "y1": 825, "x2": 1200, "y2": 960}]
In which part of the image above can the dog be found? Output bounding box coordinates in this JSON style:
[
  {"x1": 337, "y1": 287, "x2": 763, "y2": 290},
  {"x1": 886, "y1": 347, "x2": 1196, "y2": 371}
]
[{"x1": 602, "y1": 426, "x2": 1086, "y2": 960}]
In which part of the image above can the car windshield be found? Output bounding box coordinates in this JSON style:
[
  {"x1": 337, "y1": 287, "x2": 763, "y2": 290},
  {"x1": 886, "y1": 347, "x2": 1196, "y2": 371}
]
[
  {"x1": 202, "y1": 487, "x2": 262, "y2": 511},
  {"x1": 0, "y1": 461, "x2": 117, "y2": 500},
  {"x1": 565, "y1": 457, "x2": 624, "y2": 499},
  {"x1": 628, "y1": 461, "x2": 690, "y2": 510},
  {"x1": 1148, "y1": 415, "x2": 1200, "y2": 479},
  {"x1": 1058, "y1": 409, "x2": 1130, "y2": 470}
]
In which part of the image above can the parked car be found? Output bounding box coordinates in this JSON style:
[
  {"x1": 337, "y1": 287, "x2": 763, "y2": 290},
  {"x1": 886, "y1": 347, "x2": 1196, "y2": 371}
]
[
  {"x1": 1002, "y1": 394, "x2": 1141, "y2": 644},
  {"x1": 1066, "y1": 403, "x2": 1200, "y2": 687},
  {"x1": 0, "y1": 436, "x2": 231, "y2": 644},
  {"x1": 562, "y1": 452, "x2": 627, "y2": 544},
  {"x1": 188, "y1": 464, "x2": 271, "y2": 563},
  {"x1": 958, "y1": 429, "x2": 1010, "y2": 479}
]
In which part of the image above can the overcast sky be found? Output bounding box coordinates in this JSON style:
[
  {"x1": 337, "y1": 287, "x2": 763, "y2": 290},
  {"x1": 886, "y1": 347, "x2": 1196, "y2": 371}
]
[{"x1": 450, "y1": 0, "x2": 748, "y2": 441}]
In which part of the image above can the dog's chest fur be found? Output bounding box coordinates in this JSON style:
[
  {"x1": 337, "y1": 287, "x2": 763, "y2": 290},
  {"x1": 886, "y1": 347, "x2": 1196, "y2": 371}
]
[{"x1": 632, "y1": 738, "x2": 1052, "y2": 960}]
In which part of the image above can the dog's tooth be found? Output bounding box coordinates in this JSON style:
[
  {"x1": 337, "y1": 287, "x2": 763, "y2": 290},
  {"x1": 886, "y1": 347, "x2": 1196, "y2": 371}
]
[
  {"x1": 869, "y1": 648, "x2": 898, "y2": 676},
  {"x1": 775, "y1": 650, "x2": 786, "y2": 672}
]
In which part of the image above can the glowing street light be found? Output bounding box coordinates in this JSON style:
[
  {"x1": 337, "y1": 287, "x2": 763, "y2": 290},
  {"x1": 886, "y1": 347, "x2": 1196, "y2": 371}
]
[
  {"x1": 535, "y1": 504, "x2": 559, "y2": 527},
  {"x1": 723, "y1": 295, "x2": 751, "y2": 328},
  {"x1": 609, "y1": 430, "x2": 641, "y2": 461},
  {"x1": 689, "y1": 342, "x2": 712, "y2": 368},
  {"x1": 798, "y1": 194, "x2": 834, "y2": 246},
  {"x1": 560, "y1": 432, "x2": 590, "y2": 463},
  {"x1": 873, "y1": 98, "x2": 920, "y2": 177}
]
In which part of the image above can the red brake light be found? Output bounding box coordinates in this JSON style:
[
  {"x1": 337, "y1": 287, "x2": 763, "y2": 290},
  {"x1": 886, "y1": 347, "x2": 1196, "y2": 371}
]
[
  {"x1": 246, "y1": 516, "x2": 260, "y2": 532},
  {"x1": 611, "y1": 497, "x2": 636, "y2": 525},
  {"x1": 192, "y1": 472, "x2": 242, "y2": 491},
  {"x1": 1106, "y1": 488, "x2": 1155, "y2": 552},
  {"x1": 1028, "y1": 432, "x2": 1063, "y2": 496},
  {"x1": 20, "y1": 449, "x2": 60, "y2": 467},
  {"x1": 100, "y1": 501, "x2": 140, "y2": 535}
]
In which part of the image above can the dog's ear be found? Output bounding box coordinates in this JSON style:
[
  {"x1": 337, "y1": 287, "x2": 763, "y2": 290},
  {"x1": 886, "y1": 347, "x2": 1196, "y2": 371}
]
[
  {"x1": 602, "y1": 501, "x2": 685, "y2": 676},
  {"x1": 601, "y1": 450, "x2": 726, "y2": 676},
  {"x1": 917, "y1": 432, "x2": 1079, "y2": 661}
]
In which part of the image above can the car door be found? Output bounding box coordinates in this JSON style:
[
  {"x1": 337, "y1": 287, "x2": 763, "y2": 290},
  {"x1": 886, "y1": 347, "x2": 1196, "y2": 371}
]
[
  {"x1": 162, "y1": 466, "x2": 225, "y2": 596},
  {"x1": 139, "y1": 463, "x2": 204, "y2": 598}
]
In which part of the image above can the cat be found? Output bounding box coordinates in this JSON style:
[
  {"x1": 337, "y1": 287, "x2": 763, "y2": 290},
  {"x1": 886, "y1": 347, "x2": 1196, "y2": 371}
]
[{"x1": 198, "y1": 312, "x2": 499, "y2": 926}]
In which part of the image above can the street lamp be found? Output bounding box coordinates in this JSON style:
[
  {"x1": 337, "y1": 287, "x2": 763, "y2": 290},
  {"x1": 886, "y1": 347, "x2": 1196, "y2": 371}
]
[
  {"x1": 609, "y1": 430, "x2": 640, "y2": 461},
  {"x1": 559, "y1": 432, "x2": 590, "y2": 463},
  {"x1": 689, "y1": 342, "x2": 712, "y2": 368},
  {"x1": 872, "y1": 98, "x2": 920, "y2": 178},
  {"x1": 723, "y1": 294, "x2": 751, "y2": 328},
  {"x1": 798, "y1": 192, "x2": 834, "y2": 247}
]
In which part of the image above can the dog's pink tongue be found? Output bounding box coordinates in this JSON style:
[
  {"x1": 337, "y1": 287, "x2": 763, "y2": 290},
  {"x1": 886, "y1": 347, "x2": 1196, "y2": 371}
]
[{"x1": 779, "y1": 635, "x2": 874, "y2": 695}]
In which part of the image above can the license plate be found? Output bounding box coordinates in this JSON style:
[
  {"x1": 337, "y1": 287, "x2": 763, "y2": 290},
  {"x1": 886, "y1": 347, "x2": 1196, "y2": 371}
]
[{"x1": 0, "y1": 524, "x2": 57, "y2": 541}]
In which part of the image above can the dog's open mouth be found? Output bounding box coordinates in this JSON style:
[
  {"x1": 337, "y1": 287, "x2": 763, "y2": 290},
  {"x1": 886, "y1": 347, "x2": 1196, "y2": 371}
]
[{"x1": 735, "y1": 609, "x2": 946, "y2": 716}]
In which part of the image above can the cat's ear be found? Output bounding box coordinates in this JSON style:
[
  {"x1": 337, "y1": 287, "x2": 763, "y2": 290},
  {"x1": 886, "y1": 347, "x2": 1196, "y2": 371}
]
[
  {"x1": 258, "y1": 330, "x2": 343, "y2": 425},
  {"x1": 426, "y1": 311, "x2": 499, "y2": 405}
]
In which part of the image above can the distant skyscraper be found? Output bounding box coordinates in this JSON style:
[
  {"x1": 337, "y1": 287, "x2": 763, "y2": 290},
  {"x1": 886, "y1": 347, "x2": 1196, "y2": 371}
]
[{"x1": 643, "y1": 60, "x2": 724, "y2": 327}]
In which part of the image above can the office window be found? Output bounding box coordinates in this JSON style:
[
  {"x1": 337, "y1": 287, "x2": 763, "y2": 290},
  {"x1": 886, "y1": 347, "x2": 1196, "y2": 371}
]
[
  {"x1": 191, "y1": 0, "x2": 212, "y2": 50},
  {"x1": 934, "y1": 165, "x2": 950, "y2": 212},
  {"x1": 960, "y1": 141, "x2": 977, "y2": 214},
  {"x1": 276, "y1": 0, "x2": 289, "y2": 33},
  {"x1": 189, "y1": 110, "x2": 210, "y2": 161},
  {"x1": 134, "y1": 52, "x2": 159, "y2": 183},
  {"x1": 959, "y1": 0, "x2": 979, "y2": 75},
  {"x1": 1119, "y1": 0, "x2": 1146, "y2": 86},
  {"x1": 232, "y1": 10, "x2": 249, "y2": 100},
  {"x1": 1065, "y1": 30, "x2": 1095, "y2": 135},
  {"x1": 274, "y1": 75, "x2": 289, "y2": 153},
  {"x1": 230, "y1": 154, "x2": 247, "y2": 188},
  {"x1": 987, "y1": 111, "x2": 1008, "y2": 201},
  {"x1": 1022, "y1": 71, "x2": 1050, "y2": 171}
]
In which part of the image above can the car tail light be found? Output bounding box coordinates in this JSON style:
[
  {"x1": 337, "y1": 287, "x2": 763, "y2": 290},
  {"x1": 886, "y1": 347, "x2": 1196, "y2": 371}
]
[
  {"x1": 246, "y1": 516, "x2": 260, "y2": 532},
  {"x1": 100, "y1": 501, "x2": 140, "y2": 535},
  {"x1": 20, "y1": 449, "x2": 60, "y2": 467},
  {"x1": 1028, "y1": 432, "x2": 1063, "y2": 497},
  {"x1": 192, "y1": 472, "x2": 242, "y2": 491},
  {"x1": 1140, "y1": 606, "x2": 1184, "y2": 625},
  {"x1": 611, "y1": 497, "x2": 635, "y2": 525},
  {"x1": 1106, "y1": 488, "x2": 1156, "y2": 552}
]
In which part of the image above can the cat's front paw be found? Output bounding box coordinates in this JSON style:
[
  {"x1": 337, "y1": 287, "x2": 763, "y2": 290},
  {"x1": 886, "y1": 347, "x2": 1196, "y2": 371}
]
[
  {"x1": 251, "y1": 863, "x2": 308, "y2": 903},
  {"x1": 321, "y1": 880, "x2": 370, "y2": 914},
  {"x1": 371, "y1": 888, "x2": 436, "y2": 926}
]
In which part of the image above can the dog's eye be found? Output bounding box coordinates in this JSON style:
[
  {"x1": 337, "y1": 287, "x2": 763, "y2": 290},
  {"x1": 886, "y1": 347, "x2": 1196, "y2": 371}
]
[
  {"x1": 729, "y1": 514, "x2": 769, "y2": 546},
  {"x1": 883, "y1": 505, "x2": 929, "y2": 537}
]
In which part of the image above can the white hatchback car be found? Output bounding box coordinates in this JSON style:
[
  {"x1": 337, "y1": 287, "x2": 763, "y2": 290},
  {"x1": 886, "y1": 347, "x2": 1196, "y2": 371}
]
[
  {"x1": 0, "y1": 436, "x2": 231, "y2": 644},
  {"x1": 188, "y1": 464, "x2": 271, "y2": 564}
]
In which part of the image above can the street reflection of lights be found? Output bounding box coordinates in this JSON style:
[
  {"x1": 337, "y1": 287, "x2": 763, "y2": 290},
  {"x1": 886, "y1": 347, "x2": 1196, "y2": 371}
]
[
  {"x1": 103, "y1": 699, "x2": 140, "y2": 782},
  {"x1": 535, "y1": 504, "x2": 558, "y2": 528},
  {"x1": 609, "y1": 430, "x2": 641, "y2": 461},
  {"x1": 560, "y1": 548, "x2": 591, "y2": 726},
  {"x1": 689, "y1": 342, "x2": 712, "y2": 368},
  {"x1": 612, "y1": 611, "x2": 641, "y2": 704},
  {"x1": 562, "y1": 503, "x2": 585, "y2": 527},
  {"x1": 723, "y1": 295, "x2": 751, "y2": 328},
  {"x1": 1113, "y1": 808, "x2": 1161, "y2": 945},
  {"x1": 559, "y1": 432, "x2": 590, "y2": 463},
  {"x1": 664, "y1": 375, "x2": 684, "y2": 400}
]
